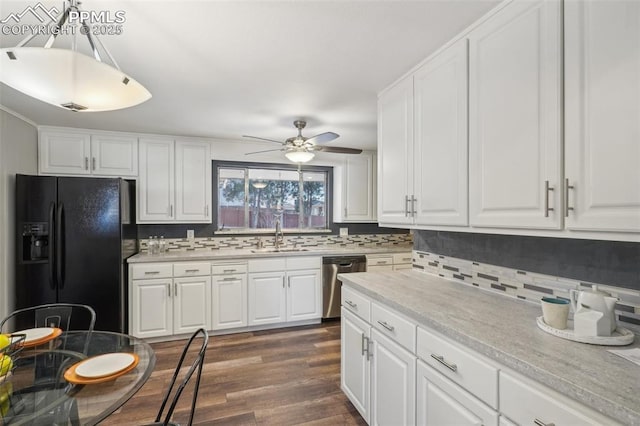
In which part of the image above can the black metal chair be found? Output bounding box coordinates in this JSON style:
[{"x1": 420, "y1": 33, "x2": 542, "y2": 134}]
[
  {"x1": 142, "y1": 328, "x2": 209, "y2": 426},
  {"x1": 0, "y1": 303, "x2": 96, "y2": 424}
]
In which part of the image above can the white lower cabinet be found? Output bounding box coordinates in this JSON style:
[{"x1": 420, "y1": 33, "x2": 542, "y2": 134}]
[
  {"x1": 132, "y1": 277, "x2": 173, "y2": 339},
  {"x1": 173, "y1": 276, "x2": 211, "y2": 334},
  {"x1": 248, "y1": 257, "x2": 322, "y2": 326},
  {"x1": 371, "y1": 328, "x2": 416, "y2": 426},
  {"x1": 416, "y1": 360, "x2": 498, "y2": 426},
  {"x1": 341, "y1": 308, "x2": 371, "y2": 423},
  {"x1": 211, "y1": 262, "x2": 248, "y2": 330}
]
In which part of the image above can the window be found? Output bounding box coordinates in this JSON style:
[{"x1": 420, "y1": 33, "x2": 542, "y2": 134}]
[{"x1": 215, "y1": 162, "x2": 330, "y2": 232}]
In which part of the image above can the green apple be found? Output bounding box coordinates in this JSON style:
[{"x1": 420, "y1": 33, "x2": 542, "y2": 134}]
[{"x1": 0, "y1": 355, "x2": 12, "y2": 376}]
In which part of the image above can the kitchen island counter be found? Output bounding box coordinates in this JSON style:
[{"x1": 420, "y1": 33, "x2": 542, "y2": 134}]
[{"x1": 339, "y1": 270, "x2": 640, "y2": 425}]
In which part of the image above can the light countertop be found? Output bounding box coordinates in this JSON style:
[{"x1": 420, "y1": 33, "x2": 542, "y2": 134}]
[
  {"x1": 127, "y1": 245, "x2": 413, "y2": 263},
  {"x1": 339, "y1": 270, "x2": 640, "y2": 425}
]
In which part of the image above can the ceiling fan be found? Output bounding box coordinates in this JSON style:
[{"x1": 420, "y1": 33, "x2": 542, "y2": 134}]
[{"x1": 243, "y1": 120, "x2": 362, "y2": 163}]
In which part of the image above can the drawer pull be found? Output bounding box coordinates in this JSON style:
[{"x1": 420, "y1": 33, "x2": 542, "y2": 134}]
[
  {"x1": 223, "y1": 269, "x2": 237, "y2": 273},
  {"x1": 377, "y1": 320, "x2": 395, "y2": 332},
  {"x1": 534, "y1": 419, "x2": 555, "y2": 426},
  {"x1": 377, "y1": 261, "x2": 388, "y2": 264},
  {"x1": 345, "y1": 300, "x2": 357, "y2": 309},
  {"x1": 430, "y1": 354, "x2": 457, "y2": 372},
  {"x1": 361, "y1": 333, "x2": 367, "y2": 356},
  {"x1": 144, "y1": 271, "x2": 160, "y2": 275},
  {"x1": 185, "y1": 269, "x2": 200, "y2": 273},
  {"x1": 219, "y1": 277, "x2": 237, "y2": 282}
]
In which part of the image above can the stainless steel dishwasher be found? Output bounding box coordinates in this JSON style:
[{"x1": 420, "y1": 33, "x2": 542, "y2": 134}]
[{"x1": 322, "y1": 255, "x2": 366, "y2": 319}]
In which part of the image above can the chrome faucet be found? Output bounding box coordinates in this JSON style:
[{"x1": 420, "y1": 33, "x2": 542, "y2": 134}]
[{"x1": 274, "y1": 218, "x2": 284, "y2": 249}]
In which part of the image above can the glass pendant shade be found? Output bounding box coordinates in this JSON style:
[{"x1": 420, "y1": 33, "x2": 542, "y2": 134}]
[
  {"x1": 285, "y1": 150, "x2": 315, "y2": 163},
  {"x1": 0, "y1": 47, "x2": 151, "y2": 112}
]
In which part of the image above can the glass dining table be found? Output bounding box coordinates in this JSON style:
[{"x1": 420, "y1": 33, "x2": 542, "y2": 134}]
[{"x1": 1, "y1": 330, "x2": 156, "y2": 425}]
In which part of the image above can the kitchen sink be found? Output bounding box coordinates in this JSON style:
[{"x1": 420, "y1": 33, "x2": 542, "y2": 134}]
[{"x1": 251, "y1": 248, "x2": 309, "y2": 253}]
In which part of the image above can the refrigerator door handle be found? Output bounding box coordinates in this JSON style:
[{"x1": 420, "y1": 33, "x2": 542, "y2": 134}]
[
  {"x1": 56, "y1": 203, "x2": 66, "y2": 289},
  {"x1": 48, "y1": 202, "x2": 57, "y2": 290}
]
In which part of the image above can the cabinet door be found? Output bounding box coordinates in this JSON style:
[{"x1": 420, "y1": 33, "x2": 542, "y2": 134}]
[
  {"x1": 90, "y1": 134, "x2": 138, "y2": 177},
  {"x1": 248, "y1": 272, "x2": 286, "y2": 326},
  {"x1": 344, "y1": 153, "x2": 376, "y2": 222},
  {"x1": 378, "y1": 76, "x2": 415, "y2": 225},
  {"x1": 212, "y1": 274, "x2": 247, "y2": 330},
  {"x1": 416, "y1": 360, "x2": 498, "y2": 426},
  {"x1": 370, "y1": 329, "x2": 416, "y2": 426},
  {"x1": 414, "y1": 39, "x2": 469, "y2": 226},
  {"x1": 565, "y1": 1, "x2": 640, "y2": 233},
  {"x1": 286, "y1": 269, "x2": 321, "y2": 322},
  {"x1": 173, "y1": 276, "x2": 211, "y2": 334},
  {"x1": 131, "y1": 278, "x2": 172, "y2": 338},
  {"x1": 175, "y1": 140, "x2": 212, "y2": 222},
  {"x1": 39, "y1": 130, "x2": 91, "y2": 175},
  {"x1": 138, "y1": 138, "x2": 175, "y2": 222},
  {"x1": 341, "y1": 308, "x2": 371, "y2": 423},
  {"x1": 469, "y1": 0, "x2": 562, "y2": 229}
]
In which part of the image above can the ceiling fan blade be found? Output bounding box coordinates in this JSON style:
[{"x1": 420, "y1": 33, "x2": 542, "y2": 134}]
[
  {"x1": 313, "y1": 146, "x2": 362, "y2": 154},
  {"x1": 245, "y1": 148, "x2": 284, "y2": 155},
  {"x1": 242, "y1": 135, "x2": 284, "y2": 145},
  {"x1": 306, "y1": 132, "x2": 339, "y2": 145}
]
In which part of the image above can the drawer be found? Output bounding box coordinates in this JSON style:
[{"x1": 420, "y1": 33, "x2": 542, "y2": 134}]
[
  {"x1": 211, "y1": 262, "x2": 248, "y2": 275},
  {"x1": 371, "y1": 302, "x2": 416, "y2": 352},
  {"x1": 417, "y1": 326, "x2": 498, "y2": 409},
  {"x1": 367, "y1": 265, "x2": 393, "y2": 272},
  {"x1": 392, "y1": 252, "x2": 413, "y2": 265},
  {"x1": 286, "y1": 256, "x2": 321, "y2": 270},
  {"x1": 131, "y1": 263, "x2": 172, "y2": 280},
  {"x1": 366, "y1": 255, "x2": 393, "y2": 267},
  {"x1": 342, "y1": 286, "x2": 371, "y2": 322},
  {"x1": 393, "y1": 264, "x2": 412, "y2": 271},
  {"x1": 500, "y1": 371, "x2": 619, "y2": 426},
  {"x1": 173, "y1": 262, "x2": 210, "y2": 277},
  {"x1": 248, "y1": 257, "x2": 286, "y2": 273}
]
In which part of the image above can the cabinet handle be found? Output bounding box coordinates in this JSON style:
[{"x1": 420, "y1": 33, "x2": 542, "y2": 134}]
[
  {"x1": 411, "y1": 196, "x2": 417, "y2": 216},
  {"x1": 533, "y1": 419, "x2": 555, "y2": 426},
  {"x1": 282, "y1": 277, "x2": 285, "y2": 288},
  {"x1": 205, "y1": 205, "x2": 209, "y2": 216},
  {"x1": 144, "y1": 271, "x2": 160, "y2": 275},
  {"x1": 288, "y1": 277, "x2": 291, "y2": 288},
  {"x1": 565, "y1": 178, "x2": 574, "y2": 217},
  {"x1": 367, "y1": 338, "x2": 373, "y2": 360},
  {"x1": 174, "y1": 283, "x2": 177, "y2": 296},
  {"x1": 92, "y1": 157, "x2": 96, "y2": 170},
  {"x1": 405, "y1": 195, "x2": 411, "y2": 217},
  {"x1": 344, "y1": 207, "x2": 348, "y2": 216},
  {"x1": 361, "y1": 333, "x2": 367, "y2": 356},
  {"x1": 377, "y1": 261, "x2": 388, "y2": 265},
  {"x1": 544, "y1": 180, "x2": 554, "y2": 217},
  {"x1": 430, "y1": 354, "x2": 457, "y2": 372},
  {"x1": 185, "y1": 269, "x2": 199, "y2": 273},
  {"x1": 219, "y1": 277, "x2": 237, "y2": 282},
  {"x1": 377, "y1": 320, "x2": 395, "y2": 332},
  {"x1": 84, "y1": 157, "x2": 89, "y2": 170},
  {"x1": 167, "y1": 283, "x2": 171, "y2": 297},
  {"x1": 223, "y1": 269, "x2": 236, "y2": 273},
  {"x1": 344, "y1": 300, "x2": 357, "y2": 309}
]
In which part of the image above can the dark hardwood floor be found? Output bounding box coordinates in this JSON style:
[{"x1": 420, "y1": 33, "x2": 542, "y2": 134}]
[{"x1": 102, "y1": 322, "x2": 366, "y2": 425}]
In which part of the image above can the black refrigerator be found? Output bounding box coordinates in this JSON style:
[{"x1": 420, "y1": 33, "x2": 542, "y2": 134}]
[{"x1": 15, "y1": 174, "x2": 137, "y2": 333}]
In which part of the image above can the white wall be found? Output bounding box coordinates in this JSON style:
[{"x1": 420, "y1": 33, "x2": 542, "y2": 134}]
[{"x1": 0, "y1": 108, "x2": 38, "y2": 320}]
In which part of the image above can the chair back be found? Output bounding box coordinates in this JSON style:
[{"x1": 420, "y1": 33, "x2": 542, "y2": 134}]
[{"x1": 154, "y1": 328, "x2": 209, "y2": 426}]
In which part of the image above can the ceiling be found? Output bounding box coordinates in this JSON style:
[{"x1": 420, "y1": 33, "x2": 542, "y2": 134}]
[{"x1": 0, "y1": 0, "x2": 499, "y2": 152}]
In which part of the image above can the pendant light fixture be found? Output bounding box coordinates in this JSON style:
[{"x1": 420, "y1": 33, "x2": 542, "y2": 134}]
[{"x1": 0, "y1": 0, "x2": 151, "y2": 112}]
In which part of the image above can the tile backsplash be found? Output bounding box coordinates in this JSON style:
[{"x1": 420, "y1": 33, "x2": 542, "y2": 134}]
[
  {"x1": 413, "y1": 250, "x2": 640, "y2": 327},
  {"x1": 140, "y1": 233, "x2": 413, "y2": 252}
]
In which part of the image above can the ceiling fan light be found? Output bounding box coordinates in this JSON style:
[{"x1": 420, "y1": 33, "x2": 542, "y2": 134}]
[
  {"x1": 0, "y1": 48, "x2": 151, "y2": 112},
  {"x1": 285, "y1": 150, "x2": 315, "y2": 163}
]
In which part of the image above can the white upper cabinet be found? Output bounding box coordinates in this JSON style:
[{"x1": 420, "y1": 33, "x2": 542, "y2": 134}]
[
  {"x1": 468, "y1": 0, "x2": 563, "y2": 230},
  {"x1": 138, "y1": 137, "x2": 175, "y2": 222},
  {"x1": 39, "y1": 130, "x2": 91, "y2": 175},
  {"x1": 90, "y1": 134, "x2": 138, "y2": 177},
  {"x1": 413, "y1": 39, "x2": 469, "y2": 227},
  {"x1": 138, "y1": 138, "x2": 211, "y2": 224},
  {"x1": 39, "y1": 128, "x2": 137, "y2": 177},
  {"x1": 564, "y1": 0, "x2": 640, "y2": 233},
  {"x1": 378, "y1": 76, "x2": 415, "y2": 225},
  {"x1": 334, "y1": 152, "x2": 377, "y2": 222},
  {"x1": 175, "y1": 139, "x2": 212, "y2": 222}
]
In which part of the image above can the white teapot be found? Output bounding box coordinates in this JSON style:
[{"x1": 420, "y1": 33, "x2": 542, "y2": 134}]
[{"x1": 569, "y1": 285, "x2": 618, "y2": 337}]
